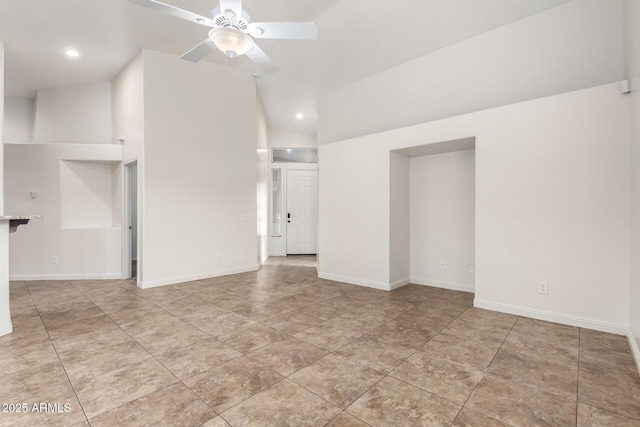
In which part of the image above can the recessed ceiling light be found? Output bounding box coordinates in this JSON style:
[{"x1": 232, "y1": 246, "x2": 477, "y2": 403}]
[
  {"x1": 65, "y1": 49, "x2": 80, "y2": 57},
  {"x1": 295, "y1": 113, "x2": 303, "y2": 119}
]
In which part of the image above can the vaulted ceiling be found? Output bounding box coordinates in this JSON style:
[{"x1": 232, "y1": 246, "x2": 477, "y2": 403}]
[{"x1": 0, "y1": 0, "x2": 571, "y2": 134}]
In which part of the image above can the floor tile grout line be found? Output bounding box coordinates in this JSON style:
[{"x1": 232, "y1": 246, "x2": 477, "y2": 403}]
[
  {"x1": 16, "y1": 262, "x2": 628, "y2": 426},
  {"x1": 23, "y1": 281, "x2": 92, "y2": 426},
  {"x1": 576, "y1": 327, "x2": 581, "y2": 427},
  {"x1": 57, "y1": 280, "x2": 184, "y2": 422},
  {"x1": 449, "y1": 314, "x2": 520, "y2": 427},
  {"x1": 71, "y1": 281, "x2": 230, "y2": 423}
]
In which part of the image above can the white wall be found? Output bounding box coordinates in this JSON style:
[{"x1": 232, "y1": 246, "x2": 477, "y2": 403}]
[
  {"x1": 3, "y1": 97, "x2": 33, "y2": 143},
  {"x1": 409, "y1": 150, "x2": 475, "y2": 292},
  {"x1": 318, "y1": 0, "x2": 624, "y2": 144},
  {"x1": 5, "y1": 143, "x2": 123, "y2": 280},
  {"x1": 34, "y1": 82, "x2": 112, "y2": 144},
  {"x1": 389, "y1": 151, "x2": 409, "y2": 287},
  {"x1": 625, "y1": 0, "x2": 640, "y2": 367},
  {"x1": 112, "y1": 52, "x2": 144, "y2": 282},
  {"x1": 319, "y1": 82, "x2": 629, "y2": 333},
  {"x1": 257, "y1": 95, "x2": 269, "y2": 266},
  {"x1": 268, "y1": 126, "x2": 317, "y2": 149},
  {"x1": 141, "y1": 49, "x2": 258, "y2": 287},
  {"x1": 0, "y1": 43, "x2": 11, "y2": 337},
  {"x1": 319, "y1": 142, "x2": 390, "y2": 287}
]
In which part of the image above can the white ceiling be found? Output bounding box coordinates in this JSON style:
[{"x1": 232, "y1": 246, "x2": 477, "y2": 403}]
[{"x1": 0, "y1": 0, "x2": 571, "y2": 134}]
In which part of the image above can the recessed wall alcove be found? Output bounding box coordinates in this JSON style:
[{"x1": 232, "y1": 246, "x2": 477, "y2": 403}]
[{"x1": 390, "y1": 137, "x2": 476, "y2": 293}]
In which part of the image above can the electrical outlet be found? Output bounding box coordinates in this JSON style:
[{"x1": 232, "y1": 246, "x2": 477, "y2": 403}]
[
  {"x1": 215, "y1": 255, "x2": 221, "y2": 262},
  {"x1": 539, "y1": 281, "x2": 549, "y2": 295},
  {"x1": 52, "y1": 256, "x2": 59, "y2": 264},
  {"x1": 469, "y1": 266, "x2": 475, "y2": 273},
  {"x1": 331, "y1": 257, "x2": 337, "y2": 265},
  {"x1": 440, "y1": 262, "x2": 446, "y2": 270}
]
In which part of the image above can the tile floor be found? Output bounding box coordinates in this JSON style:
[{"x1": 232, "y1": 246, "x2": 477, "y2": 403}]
[{"x1": 1, "y1": 255, "x2": 640, "y2": 426}]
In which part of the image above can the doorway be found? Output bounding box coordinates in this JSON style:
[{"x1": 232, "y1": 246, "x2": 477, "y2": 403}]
[
  {"x1": 125, "y1": 162, "x2": 138, "y2": 280},
  {"x1": 286, "y1": 170, "x2": 318, "y2": 254}
]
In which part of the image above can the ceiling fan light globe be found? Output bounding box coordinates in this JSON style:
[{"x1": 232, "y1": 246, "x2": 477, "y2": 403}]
[{"x1": 208, "y1": 27, "x2": 253, "y2": 58}]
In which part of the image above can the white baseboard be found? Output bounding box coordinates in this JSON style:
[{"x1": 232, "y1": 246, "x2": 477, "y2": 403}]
[
  {"x1": 411, "y1": 278, "x2": 475, "y2": 293},
  {"x1": 9, "y1": 273, "x2": 122, "y2": 281},
  {"x1": 474, "y1": 299, "x2": 627, "y2": 335},
  {"x1": 318, "y1": 271, "x2": 391, "y2": 291},
  {"x1": 138, "y1": 264, "x2": 260, "y2": 289},
  {"x1": 0, "y1": 322, "x2": 13, "y2": 338},
  {"x1": 390, "y1": 277, "x2": 410, "y2": 290},
  {"x1": 628, "y1": 330, "x2": 640, "y2": 376},
  {"x1": 269, "y1": 252, "x2": 287, "y2": 257}
]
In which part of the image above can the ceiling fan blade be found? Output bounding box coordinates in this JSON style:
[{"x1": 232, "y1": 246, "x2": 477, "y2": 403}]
[
  {"x1": 181, "y1": 39, "x2": 216, "y2": 62},
  {"x1": 248, "y1": 22, "x2": 317, "y2": 40},
  {"x1": 245, "y1": 43, "x2": 279, "y2": 75},
  {"x1": 130, "y1": 0, "x2": 215, "y2": 27},
  {"x1": 219, "y1": 0, "x2": 243, "y2": 18}
]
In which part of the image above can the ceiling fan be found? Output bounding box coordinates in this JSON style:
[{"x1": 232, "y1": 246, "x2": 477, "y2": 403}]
[{"x1": 130, "y1": 0, "x2": 318, "y2": 75}]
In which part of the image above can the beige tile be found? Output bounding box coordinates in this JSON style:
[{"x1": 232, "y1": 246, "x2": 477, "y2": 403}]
[
  {"x1": 579, "y1": 357, "x2": 640, "y2": 420},
  {"x1": 156, "y1": 338, "x2": 243, "y2": 380},
  {"x1": 452, "y1": 409, "x2": 511, "y2": 427},
  {"x1": 335, "y1": 335, "x2": 415, "y2": 373},
  {"x1": 106, "y1": 304, "x2": 169, "y2": 325},
  {"x1": 0, "y1": 360, "x2": 73, "y2": 403},
  {"x1": 39, "y1": 304, "x2": 104, "y2": 329},
  {"x1": 220, "y1": 379, "x2": 341, "y2": 427},
  {"x1": 390, "y1": 351, "x2": 484, "y2": 405},
  {"x1": 0, "y1": 338, "x2": 59, "y2": 373},
  {"x1": 89, "y1": 294, "x2": 159, "y2": 315},
  {"x1": 366, "y1": 322, "x2": 437, "y2": 349},
  {"x1": 118, "y1": 312, "x2": 186, "y2": 337},
  {"x1": 234, "y1": 301, "x2": 298, "y2": 322},
  {"x1": 73, "y1": 358, "x2": 178, "y2": 418},
  {"x1": 341, "y1": 303, "x2": 412, "y2": 323},
  {"x1": 125, "y1": 320, "x2": 212, "y2": 356},
  {"x1": 580, "y1": 328, "x2": 636, "y2": 369},
  {"x1": 57, "y1": 339, "x2": 152, "y2": 384},
  {"x1": 502, "y1": 329, "x2": 579, "y2": 363},
  {"x1": 487, "y1": 345, "x2": 578, "y2": 399},
  {"x1": 48, "y1": 315, "x2": 132, "y2": 353},
  {"x1": 577, "y1": 403, "x2": 640, "y2": 427},
  {"x1": 580, "y1": 329, "x2": 631, "y2": 357},
  {"x1": 300, "y1": 300, "x2": 355, "y2": 321},
  {"x1": 261, "y1": 309, "x2": 323, "y2": 334},
  {"x1": 467, "y1": 374, "x2": 577, "y2": 427},
  {"x1": 179, "y1": 304, "x2": 230, "y2": 325},
  {"x1": 247, "y1": 336, "x2": 329, "y2": 376},
  {"x1": 0, "y1": 382, "x2": 86, "y2": 427},
  {"x1": 200, "y1": 416, "x2": 231, "y2": 427},
  {"x1": 326, "y1": 412, "x2": 370, "y2": 427},
  {"x1": 183, "y1": 356, "x2": 282, "y2": 413},
  {"x1": 421, "y1": 330, "x2": 503, "y2": 369},
  {"x1": 290, "y1": 354, "x2": 385, "y2": 409},
  {"x1": 8, "y1": 261, "x2": 640, "y2": 427},
  {"x1": 196, "y1": 312, "x2": 256, "y2": 337},
  {"x1": 347, "y1": 376, "x2": 460, "y2": 427},
  {"x1": 413, "y1": 299, "x2": 470, "y2": 314},
  {"x1": 89, "y1": 383, "x2": 215, "y2": 427},
  {"x1": 293, "y1": 325, "x2": 362, "y2": 351},
  {"x1": 216, "y1": 322, "x2": 288, "y2": 353},
  {"x1": 512, "y1": 317, "x2": 579, "y2": 342}
]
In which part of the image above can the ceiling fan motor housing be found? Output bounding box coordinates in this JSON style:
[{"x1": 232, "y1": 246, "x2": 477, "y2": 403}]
[{"x1": 212, "y1": 7, "x2": 250, "y2": 31}]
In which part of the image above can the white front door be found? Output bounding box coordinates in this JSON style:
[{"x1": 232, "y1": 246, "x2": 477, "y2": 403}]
[{"x1": 286, "y1": 170, "x2": 318, "y2": 254}]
